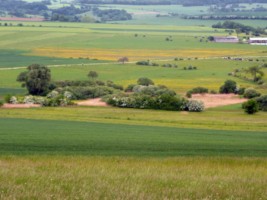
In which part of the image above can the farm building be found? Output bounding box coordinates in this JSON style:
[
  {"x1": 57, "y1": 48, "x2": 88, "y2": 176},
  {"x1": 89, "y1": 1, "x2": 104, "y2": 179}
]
[
  {"x1": 249, "y1": 38, "x2": 267, "y2": 45},
  {"x1": 214, "y1": 36, "x2": 239, "y2": 43}
]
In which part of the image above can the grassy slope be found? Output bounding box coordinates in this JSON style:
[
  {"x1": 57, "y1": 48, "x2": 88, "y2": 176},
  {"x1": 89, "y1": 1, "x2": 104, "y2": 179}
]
[
  {"x1": 0, "y1": 117, "x2": 266, "y2": 156},
  {"x1": 0, "y1": 105, "x2": 267, "y2": 132}
]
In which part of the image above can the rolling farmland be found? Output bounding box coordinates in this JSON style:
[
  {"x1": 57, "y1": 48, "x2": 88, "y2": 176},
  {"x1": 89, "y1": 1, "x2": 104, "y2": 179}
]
[{"x1": 0, "y1": 3, "x2": 267, "y2": 199}]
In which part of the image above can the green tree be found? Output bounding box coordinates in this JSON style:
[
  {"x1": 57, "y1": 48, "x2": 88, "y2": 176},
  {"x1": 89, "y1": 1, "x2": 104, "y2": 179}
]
[
  {"x1": 87, "y1": 71, "x2": 98, "y2": 80},
  {"x1": 137, "y1": 77, "x2": 154, "y2": 86},
  {"x1": 242, "y1": 99, "x2": 259, "y2": 114},
  {"x1": 219, "y1": 80, "x2": 237, "y2": 94},
  {"x1": 17, "y1": 64, "x2": 51, "y2": 95},
  {"x1": 246, "y1": 66, "x2": 264, "y2": 82}
]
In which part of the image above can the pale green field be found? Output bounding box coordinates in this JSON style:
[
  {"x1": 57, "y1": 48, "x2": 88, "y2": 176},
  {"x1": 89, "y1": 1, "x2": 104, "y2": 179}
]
[
  {"x1": 0, "y1": 156, "x2": 266, "y2": 200},
  {"x1": 0, "y1": 59, "x2": 266, "y2": 95},
  {"x1": 1, "y1": 105, "x2": 267, "y2": 132}
]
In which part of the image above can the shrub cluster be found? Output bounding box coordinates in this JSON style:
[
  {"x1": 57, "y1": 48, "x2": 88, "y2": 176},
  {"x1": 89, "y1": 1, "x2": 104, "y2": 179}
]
[
  {"x1": 183, "y1": 65, "x2": 197, "y2": 70},
  {"x1": 107, "y1": 93, "x2": 187, "y2": 111},
  {"x1": 186, "y1": 87, "x2": 209, "y2": 98},
  {"x1": 132, "y1": 85, "x2": 176, "y2": 97},
  {"x1": 64, "y1": 86, "x2": 114, "y2": 100},
  {"x1": 54, "y1": 80, "x2": 104, "y2": 87},
  {"x1": 106, "y1": 83, "x2": 204, "y2": 112},
  {"x1": 107, "y1": 80, "x2": 124, "y2": 90},
  {"x1": 243, "y1": 88, "x2": 261, "y2": 99},
  {"x1": 162, "y1": 63, "x2": 178, "y2": 68},
  {"x1": 0, "y1": 100, "x2": 4, "y2": 107},
  {"x1": 136, "y1": 61, "x2": 159, "y2": 66}
]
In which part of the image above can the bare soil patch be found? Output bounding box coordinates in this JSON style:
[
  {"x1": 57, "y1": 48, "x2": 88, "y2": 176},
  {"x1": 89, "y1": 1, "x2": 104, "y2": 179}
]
[
  {"x1": 2, "y1": 104, "x2": 41, "y2": 108},
  {"x1": 191, "y1": 94, "x2": 247, "y2": 108},
  {"x1": 77, "y1": 98, "x2": 109, "y2": 107}
]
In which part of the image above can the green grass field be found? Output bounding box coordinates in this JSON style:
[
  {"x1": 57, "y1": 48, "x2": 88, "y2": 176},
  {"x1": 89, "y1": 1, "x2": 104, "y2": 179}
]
[{"x1": 0, "y1": 115, "x2": 267, "y2": 156}]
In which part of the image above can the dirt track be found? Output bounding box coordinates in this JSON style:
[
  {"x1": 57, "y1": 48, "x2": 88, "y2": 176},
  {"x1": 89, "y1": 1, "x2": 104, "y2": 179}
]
[{"x1": 76, "y1": 98, "x2": 109, "y2": 107}]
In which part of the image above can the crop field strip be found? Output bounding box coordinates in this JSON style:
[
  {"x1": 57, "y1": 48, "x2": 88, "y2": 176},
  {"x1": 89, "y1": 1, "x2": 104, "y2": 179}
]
[
  {"x1": 1, "y1": 106, "x2": 267, "y2": 132},
  {"x1": 0, "y1": 117, "x2": 266, "y2": 156}
]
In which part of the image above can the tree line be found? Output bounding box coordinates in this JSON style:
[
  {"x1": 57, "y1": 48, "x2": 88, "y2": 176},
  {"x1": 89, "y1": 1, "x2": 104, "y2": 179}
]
[
  {"x1": 212, "y1": 21, "x2": 266, "y2": 36},
  {"x1": 78, "y1": 0, "x2": 267, "y2": 6}
]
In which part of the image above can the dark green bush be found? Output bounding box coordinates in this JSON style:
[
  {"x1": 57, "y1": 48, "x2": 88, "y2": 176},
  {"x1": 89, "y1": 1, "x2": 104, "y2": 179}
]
[
  {"x1": 237, "y1": 87, "x2": 245, "y2": 95},
  {"x1": 54, "y1": 80, "x2": 96, "y2": 87},
  {"x1": 4, "y1": 94, "x2": 12, "y2": 103},
  {"x1": 136, "y1": 61, "x2": 150, "y2": 66},
  {"x1": 0, "y1": 100, "x2": 4, "y2": 107},
  {"x1": 107, "y1": 80, "x2": 123, "y2": 90},
  {"x1": 67, "y1": 86, "x2": 114, "y2": 100},
  {"x1": 137, "y1": 77, "x2": 154, "y2": 86},
  {"x1": 242, "y1": 99, "x2": 259, "y2": 114},
  {"x1": 186, "y1": 87, "x2": 209, "y2": 98},
  {"x1": 255, "y1": 95, "x2": 267, "y2": 111},
  {"x1": 125, "y1": 84, "x2": 137, "y2": 92},
  {"x1": 219, "y1": 80, "x2": 237, "y2": 94},
  {"x1": 191, "y1": 87, "x2": 209, "y2": 94}
]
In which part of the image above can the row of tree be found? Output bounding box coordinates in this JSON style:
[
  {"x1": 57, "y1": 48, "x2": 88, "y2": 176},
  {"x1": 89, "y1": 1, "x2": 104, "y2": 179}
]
[{"x1": 212, "y1": 21, "x2": 266, "y2": 36}]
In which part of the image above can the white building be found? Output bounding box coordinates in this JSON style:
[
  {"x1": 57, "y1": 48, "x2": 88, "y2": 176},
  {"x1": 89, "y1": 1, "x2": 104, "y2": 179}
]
[
  {"x1": 214, "y1": 36, "x2": 239, "y2": 43},
  {"x1": 249, "y1": 38, "x2": 267, "y2": 45}
]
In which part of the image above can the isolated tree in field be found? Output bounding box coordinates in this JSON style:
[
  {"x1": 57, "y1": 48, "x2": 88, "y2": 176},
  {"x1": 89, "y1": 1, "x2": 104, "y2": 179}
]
[
  {"x1": 88, "y1": 71, "x2": 98, "y2": 80},
  {"x1": 137, "y1": 77, "x2": 154, "y2": 86},
  {"x1": 17, "y1": 64, "x2": 51, "y2": 95},
  {"x1": 118, "y1": 57, "x2": 129, "y2": 64},
  {"x1": 219, "y1": 80, "x2": 237, "y2": 94},
  {"x1": 246, "y1": 66, "x2": 264, "y2": 82}
]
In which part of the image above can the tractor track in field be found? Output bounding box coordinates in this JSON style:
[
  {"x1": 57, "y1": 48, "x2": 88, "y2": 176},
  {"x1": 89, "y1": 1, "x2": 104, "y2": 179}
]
[{"x1": 0, "y1": 55, "x2": 266, "y2": 71}]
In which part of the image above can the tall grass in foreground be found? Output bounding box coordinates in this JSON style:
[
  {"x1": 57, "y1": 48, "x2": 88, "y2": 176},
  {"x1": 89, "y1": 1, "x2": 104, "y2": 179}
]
[{"x1": 0, "y1": 156, "x2": 266, "y2": 199}]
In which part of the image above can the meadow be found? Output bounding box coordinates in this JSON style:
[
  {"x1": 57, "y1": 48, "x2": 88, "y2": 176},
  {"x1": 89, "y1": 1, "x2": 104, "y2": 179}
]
[
  {"x1": 0, "y1": 156, "x2": 266, "y2": 200},
  {"x1": 0, "y1": 58, "x2": 266, "y2": 96},
  {"x1": 0, "y1": 15, "x2": 267, "y2": 199}
]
